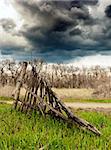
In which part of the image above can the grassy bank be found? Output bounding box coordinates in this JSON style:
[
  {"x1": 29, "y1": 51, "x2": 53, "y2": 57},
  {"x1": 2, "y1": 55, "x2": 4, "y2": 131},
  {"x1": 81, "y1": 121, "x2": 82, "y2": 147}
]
[
  {"x1": 0, "y1": 96, "x2": 13, "y2": 101},
  {"x1": 0, "y1": 104, "x2": 111, "y2": 149},
  {"x1": 63, "y1": 98, "x2": 111, "y2": 103}
]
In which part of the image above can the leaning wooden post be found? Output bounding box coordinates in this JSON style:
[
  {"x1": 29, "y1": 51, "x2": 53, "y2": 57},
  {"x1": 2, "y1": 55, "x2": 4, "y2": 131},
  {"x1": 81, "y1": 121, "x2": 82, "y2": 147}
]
[{"x1": 14, "y1": 62, "x2": 27, "y2": 109}]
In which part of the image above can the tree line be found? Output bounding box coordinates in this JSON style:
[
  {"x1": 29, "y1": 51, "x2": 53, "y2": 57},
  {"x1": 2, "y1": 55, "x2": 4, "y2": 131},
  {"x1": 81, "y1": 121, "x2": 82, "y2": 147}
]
[{"x1": 0, "y1": 59, "x2": 111, "y2": 98}]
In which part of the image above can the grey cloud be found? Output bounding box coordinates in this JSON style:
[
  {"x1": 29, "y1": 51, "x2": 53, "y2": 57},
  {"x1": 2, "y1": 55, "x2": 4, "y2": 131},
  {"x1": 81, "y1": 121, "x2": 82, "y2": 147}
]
[
  {"x1": 0, "y1": 18, "x2": 16, "y2": 33},
  {"x1": 0, "y1": 0, "x2": 109, "y2": 62},
  {"x1": 12, "y1": 1, "x2": 98, "y2": 50},
  {"x1": 69, "y1": 28, "x2": 81, "y2": 36},
  {"x1": 105, "y1": 5, "x2": 111, "y2": 18}
]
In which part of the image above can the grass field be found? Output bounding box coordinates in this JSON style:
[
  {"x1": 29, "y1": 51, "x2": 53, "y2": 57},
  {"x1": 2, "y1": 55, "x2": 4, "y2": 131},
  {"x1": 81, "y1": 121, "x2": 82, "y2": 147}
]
[
  {"x1": 63, "y1": 98, "x2": 111, "y2": 103},
  {"x1": 0, "y1": 104, "x2": 111, "y2": 150},
  {"x1": 0, "y1": 96, "x2": 13, "y2": 101}
]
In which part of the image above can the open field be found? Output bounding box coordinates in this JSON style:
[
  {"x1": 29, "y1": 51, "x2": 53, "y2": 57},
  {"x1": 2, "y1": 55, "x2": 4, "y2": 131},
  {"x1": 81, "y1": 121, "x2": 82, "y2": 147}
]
[
  {"x1": 1, "y1": 86, "x2": 111, "y2": 104},
  {"x1": 53, "y1": 88, "x2": 94, "y2": 99},
  {"x1": 1, "y1": 86, "x2": 93, "y2": 100},
  {"x1": 1, "y1": 82, "x2": 111, "y2": 149},
  {"x1": 0, "y1": 104, "x2": 111, "y2": 149},
  {"x1": 53, "y1": 88, "x2": 111, "y2": 103}
]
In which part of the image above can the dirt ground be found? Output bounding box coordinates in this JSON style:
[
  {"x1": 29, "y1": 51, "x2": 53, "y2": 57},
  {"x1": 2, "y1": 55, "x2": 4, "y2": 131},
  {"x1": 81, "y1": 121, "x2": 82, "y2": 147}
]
[
  {"x1": 65, "y1": 102, "x2": 111, "y2": 109},
  {"x1": 1, "y1": 100, "x2": 111, "y2": 113}
]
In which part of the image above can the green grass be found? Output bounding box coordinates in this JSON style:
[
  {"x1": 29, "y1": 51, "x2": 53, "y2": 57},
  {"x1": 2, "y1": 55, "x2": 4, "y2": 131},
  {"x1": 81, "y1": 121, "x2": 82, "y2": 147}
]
[
  {"x1": 0, "y1": 96, "x2": 13, "y2": 101},
  {"x1": 0, "y1": 104, "x2": 111, "y2": 149},
  {"x1": 63, "y1": 98, "x2": 111, "y2": 103}
]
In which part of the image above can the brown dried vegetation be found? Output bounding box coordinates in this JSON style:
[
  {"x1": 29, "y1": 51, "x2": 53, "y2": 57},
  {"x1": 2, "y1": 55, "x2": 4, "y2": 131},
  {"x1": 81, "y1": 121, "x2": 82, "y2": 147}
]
[{"x1": 0, "y1": 59, "x2": 111, "y2": 98}]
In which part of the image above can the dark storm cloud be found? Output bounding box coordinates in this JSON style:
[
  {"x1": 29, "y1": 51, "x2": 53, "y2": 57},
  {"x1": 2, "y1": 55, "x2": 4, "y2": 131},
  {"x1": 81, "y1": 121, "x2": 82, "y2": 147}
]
[
  {"x1": 1, "y1": 0, "x2": 111, "y2": 62},
  {"x1": 69, "y1": 28, "x2": 81, "y2": 36},
  {"x1": 22, "y1": 26, "x2": 69, "y2": 51},
  {"x1": 52, "y1": 19, "x2": 74, "y2": 32},
  {"x1": 12, "y1": 0, "x2": 99, "y2": 54},
  {"x1": 105, "y1": 5, "x2": 111, "y2": 18}
]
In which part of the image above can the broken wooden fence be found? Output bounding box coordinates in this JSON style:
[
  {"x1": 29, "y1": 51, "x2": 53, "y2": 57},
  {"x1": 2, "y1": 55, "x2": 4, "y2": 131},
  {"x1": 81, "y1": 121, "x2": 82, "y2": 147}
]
[{"x1": 13, "y1": 62, "x2": 101, "y2": 136}]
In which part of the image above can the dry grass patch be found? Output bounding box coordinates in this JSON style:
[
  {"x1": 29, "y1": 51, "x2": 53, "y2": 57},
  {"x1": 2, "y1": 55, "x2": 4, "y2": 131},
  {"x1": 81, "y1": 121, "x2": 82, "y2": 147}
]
[
  {"x1": 0, "y1": 85, "x2": 26, "y2": 100},
  {"x1": 0, "y1": 85, "x2": 15, "y2": 97},
  {"x1": 53, "y1": 88, "x2": 94, "y2": 99}
]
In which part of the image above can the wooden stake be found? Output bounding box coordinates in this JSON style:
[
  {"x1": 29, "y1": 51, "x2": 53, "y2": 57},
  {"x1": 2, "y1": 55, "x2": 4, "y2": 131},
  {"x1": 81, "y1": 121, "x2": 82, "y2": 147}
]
[{"x1": 14, "y1": 62, "x2": 27, "y2": 109}]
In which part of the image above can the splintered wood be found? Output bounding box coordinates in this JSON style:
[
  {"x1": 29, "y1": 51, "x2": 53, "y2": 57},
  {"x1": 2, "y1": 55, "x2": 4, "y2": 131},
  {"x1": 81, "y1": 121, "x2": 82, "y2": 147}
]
[{"x1": 14, "y1": 62, "x2": 101, "y2": 136}]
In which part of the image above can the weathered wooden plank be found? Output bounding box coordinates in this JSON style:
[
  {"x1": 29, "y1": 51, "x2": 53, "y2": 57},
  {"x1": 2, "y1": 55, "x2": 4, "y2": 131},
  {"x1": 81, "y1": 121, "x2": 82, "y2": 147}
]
[
  {"x1": 48, "y1": 88, "x2": 101, "y2": 136},
  {"x1": 14, "y1": 65, "x2": 101, "y2": 136},
  {"x1": 14, "y1": 62, "x2": 27, "y2": 109}
]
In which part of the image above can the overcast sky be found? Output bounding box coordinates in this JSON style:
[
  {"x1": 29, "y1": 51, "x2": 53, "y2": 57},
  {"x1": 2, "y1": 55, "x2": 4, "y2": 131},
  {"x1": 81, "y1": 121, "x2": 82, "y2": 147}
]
[{"x1": 0, "y1": 0, "x2": 111, "y2": 66}]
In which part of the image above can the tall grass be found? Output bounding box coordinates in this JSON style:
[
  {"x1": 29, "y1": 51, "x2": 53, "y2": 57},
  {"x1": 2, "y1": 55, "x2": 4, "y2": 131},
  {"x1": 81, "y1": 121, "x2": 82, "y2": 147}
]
[{"x1": 0, "y1": 104, "x2": 111, "y2": 149}]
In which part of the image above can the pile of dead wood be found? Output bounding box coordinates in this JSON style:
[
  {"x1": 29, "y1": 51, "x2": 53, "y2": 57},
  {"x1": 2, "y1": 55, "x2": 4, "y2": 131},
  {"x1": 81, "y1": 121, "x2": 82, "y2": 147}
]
[{"x1": 14, "y1": 62, "x2": 101, "y2": 136}]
